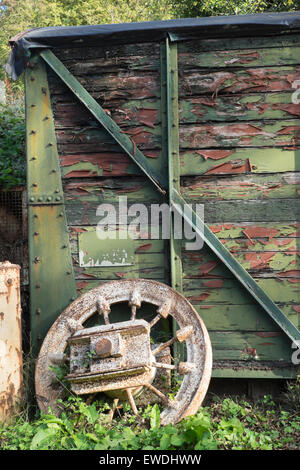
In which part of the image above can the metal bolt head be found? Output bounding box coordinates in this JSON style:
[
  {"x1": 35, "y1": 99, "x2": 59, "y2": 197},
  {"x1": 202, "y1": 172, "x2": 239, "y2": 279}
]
[{"x1": 94, "y1": 338, "x2": 112, "y2": 358}]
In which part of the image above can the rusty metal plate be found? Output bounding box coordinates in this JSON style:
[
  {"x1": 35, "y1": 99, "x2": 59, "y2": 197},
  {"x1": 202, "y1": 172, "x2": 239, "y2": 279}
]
[{"x1": 78, "y1": 230, "x2": 135, "y2": 267}]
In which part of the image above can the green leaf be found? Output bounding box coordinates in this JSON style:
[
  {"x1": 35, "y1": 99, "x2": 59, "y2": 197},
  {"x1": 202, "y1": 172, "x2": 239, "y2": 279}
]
[{"x1": 150, "y1": 404, "x2": 161, "y2": 429}]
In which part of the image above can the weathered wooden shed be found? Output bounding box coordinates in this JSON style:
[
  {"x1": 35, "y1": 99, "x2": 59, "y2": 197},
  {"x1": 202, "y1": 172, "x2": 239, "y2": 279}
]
[{"x1": 7, "y1": 12, "x2": 300, "y2": 384}]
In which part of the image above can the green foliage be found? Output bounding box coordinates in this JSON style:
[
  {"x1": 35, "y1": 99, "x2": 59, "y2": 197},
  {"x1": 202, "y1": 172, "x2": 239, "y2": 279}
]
[
  {"x1": 0, "y1": 102, "x2": 26, "y2": 189},
  {"x1": 1, "y1": 388, "x2": 300, "y2": 450},
  {"x1": 171, "y1": 0, "x2": 300, "y2": 19}
]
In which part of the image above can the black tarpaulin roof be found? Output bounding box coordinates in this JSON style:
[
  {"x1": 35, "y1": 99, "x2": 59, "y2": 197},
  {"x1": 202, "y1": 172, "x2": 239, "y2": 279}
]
[{"x1": 5, "y1": 11, "x2": 300, "y2": 80}]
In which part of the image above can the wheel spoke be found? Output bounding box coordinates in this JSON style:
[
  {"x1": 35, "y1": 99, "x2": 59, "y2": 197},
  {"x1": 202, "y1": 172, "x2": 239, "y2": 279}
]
[
  {"x1": 152, "y1": 361, "x2": 176, "y2": 370},
  {"x1": 126, "y1": 388, "x2": 139, "y2": 416},
  {"x1": 144, "y1": 383, "x2": 169, "y2": 405},
  {"x1": 152, "y1": 325, "x2": 193, "y2": 356},
  {"x1": 149, "y1": 313, "x2": 161, "y2": 328},
  {"x1": 109, "y1": 398, "x2": 120, "y2": 422}
]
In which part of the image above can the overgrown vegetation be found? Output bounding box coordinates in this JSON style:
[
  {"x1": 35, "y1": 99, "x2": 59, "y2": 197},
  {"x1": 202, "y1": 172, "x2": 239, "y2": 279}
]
[
  {"x1": 1, "y1": 375, "x2": 299, "y2": 450},
  {"x1": 0, "y1": 102, "x2": 25, "y2": 189}
]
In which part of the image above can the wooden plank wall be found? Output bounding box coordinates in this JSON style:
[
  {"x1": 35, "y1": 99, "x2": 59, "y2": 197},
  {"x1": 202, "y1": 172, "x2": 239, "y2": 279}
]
[
  {"x1": 47, "y1": 33, "x2": 300, "y2": 377},
  {"x1": 47, "y1": 42, "x2": 167, "y2": 294},
  {"x1": 178, "y1": 34, "x2": 300, "y2": 376}
]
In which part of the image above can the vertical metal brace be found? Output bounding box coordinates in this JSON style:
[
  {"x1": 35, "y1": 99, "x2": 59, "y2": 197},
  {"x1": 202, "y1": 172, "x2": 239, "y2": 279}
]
[
  {"x1": 25, "y1": 55, "x2": 77, "y2": 353},
  {"x1": 161, "y1": 38, "x2": 183, "y2": 357},
  {"x1": 162, "y1": 37, "x2": 183, "y2": 293}
]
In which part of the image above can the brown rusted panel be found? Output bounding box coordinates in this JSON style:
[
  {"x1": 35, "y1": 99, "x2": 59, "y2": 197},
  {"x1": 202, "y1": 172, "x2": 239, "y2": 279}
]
[{"x1": 0, "y1": 262, "x2": 23, "y2": 423}]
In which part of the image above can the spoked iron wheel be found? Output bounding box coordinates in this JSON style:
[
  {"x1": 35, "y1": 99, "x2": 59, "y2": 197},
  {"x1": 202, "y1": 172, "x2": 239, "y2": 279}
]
[{"x1": 35, "y1": 279, "x2": 212, "y2": 425}]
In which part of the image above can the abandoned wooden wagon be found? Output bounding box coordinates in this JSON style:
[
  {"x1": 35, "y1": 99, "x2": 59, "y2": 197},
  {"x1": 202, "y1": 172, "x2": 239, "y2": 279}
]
[{"x1": 6, "y1": 11, "x2": 300, "y2": 420}]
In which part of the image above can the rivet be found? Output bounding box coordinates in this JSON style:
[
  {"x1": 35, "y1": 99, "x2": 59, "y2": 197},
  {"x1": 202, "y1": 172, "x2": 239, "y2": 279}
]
[
  {"x1": 58, "y1": 212, "x2": 64, "y2": 217},
  {"x1": 29, "y1": 197, "x2": 35, "y2": 202},
  {"x1": 52, "y1": 169, "x2": 57, "y2": 173},
  {"x1": 30, "y1": 130, "x2": 37, "y2": 135},
  {"x1": 43, "y1": 116, "x2": 49, "y2": 121},
  {"x1": 47, "y1": 142, "x2": 53, "y2": 147},
  {"x1": 33, "y1": 214, "x2": 38, "y2": 218},
  {"x1": 30, "y1": 104, "x2": 36, "y2": 108},
  {"x1": 35, "y1": 284, "x2": 40, "y2": 289},
  {"x1": 55, "y1": 196, "x2": 61, "y2": 201},
  {"x1": 38, "y1": 197, "x2": 43, "y2": 202},
  {"x1": 32, "y1": 182, "x2": 38, "y2": 187},
  {"x1": 30, "y1": 77, "x2": 35, "y2": 82},
  {"x1": 34, "y1": 257, "x2": 40, "y2": 263},
  {"x1": 54, "y1": 189, "x2": 60, "y2": 193},
  {"x1": 71, "y1": 296, "x2": 76, "y2": 301},
  {"x1": 66, "y1": 271, "x2": 72, "y2": 275},
  {"x1": 41, "y1": 87, "x2": 47, "y2": 94},
  {"x1": 62, "y1": 244, "x2": 67, "y2": 249},
  {"x1": 31, "y1": 156, "x2": 37, "y2": 161},
  {"x1": 47, "y1": 196, "x2": 52, "y2": 201},
  {"x1": 36, "y1": 308, "x2": 41, "y2": 315},
  {"x1": 33, "y1": 232, "x2": 39, "y2": 236}
]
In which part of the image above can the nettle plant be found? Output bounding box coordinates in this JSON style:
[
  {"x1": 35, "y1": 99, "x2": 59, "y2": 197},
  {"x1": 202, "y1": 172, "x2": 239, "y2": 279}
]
[{"x1": 0, "y1": 102, "x2": 26, "y2": 189}]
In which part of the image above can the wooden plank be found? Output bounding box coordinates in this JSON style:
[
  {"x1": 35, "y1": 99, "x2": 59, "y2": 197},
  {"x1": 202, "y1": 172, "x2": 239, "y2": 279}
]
[
  {"x1": 178, "y1": 34, "x2": 300, "y2": 53},
  {"x1": 207, "y1": 222, "x2": 300, "y2": 239},
  {"x1": 179, "y1": 120, "x2": 300, "y2": 149},
  {"x1": 194, "y1": 304, "x2": 299, "y2": 331},
  {"x1": 182, "y1": 249, "x2": 300, "y2": 278},
  {"x1": 63, "y1": 178, "x2": 162, "y2": 203},
  {"x1": 183, "y1": 278, "x2": 300, "y2": 304},
  {"x1": 212, "y1": 367, "x2": 299, "y2": 379},
  {"x1": 179, "y1": 92, "x2": 300, "y2": 123},
  {"x1": 180, "y1": 148, "x2": 299, "y2": 175},
  {"x1": 209, "y1": 331, "x2": 292, "y2": 362},
  {"x1": 49, "y1": 69, "x2": 161, "y2": 101},
  {"x1": 189, "y1": 198, "x2": 299, "y2": 223},
  {"x1": 64, "y1": 196, "x2": 299, "y2": 225},
  {"x1": 178, "y1": 66, "x2": 300, "y2": 97},
  {"x1": 56, "y1": 125, "x2": 161, "y2": 151},
  {"x1": 55, "y1": 42, "x2": 161, "y2": 64},
  {"x1": 178, "y1": 46, "x2": 300, "y2": 69},
  {"x1": 53, "y1": 98, "x2": 161, "y2": 129},
  {"x1": 181, "y1": 173, "x2": 300, "y2": 201}
]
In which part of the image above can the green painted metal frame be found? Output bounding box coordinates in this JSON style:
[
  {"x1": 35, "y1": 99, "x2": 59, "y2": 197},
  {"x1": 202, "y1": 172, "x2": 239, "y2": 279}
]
[
  {"x1": 34, "y1": 46, "x2": 300, "y2": 346},
  {"x1": 25, "y1": 54, "x2": 77, "y2": 353},
  {"x1": 161, "y1": 38, "x2": 182, "y2": 293}
]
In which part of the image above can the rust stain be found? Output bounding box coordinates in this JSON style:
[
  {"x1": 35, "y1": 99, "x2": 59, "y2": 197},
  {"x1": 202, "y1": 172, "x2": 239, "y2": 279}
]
[
  {"x1": 202, "y1": 280, "x2": 224, "y2": 288},
  {"x1": 195, "y1": 149, "x2": 233, "y2": 161},
  {"x1": 293, "y1": 306, "x2": 300, "y2": 313},
  {"x1": 245, "y1": 252, "x2": 275, "y2": 269},
  {"x1": 272, "y1": 103, "x2": 300, "y2": 117},
  {"x1": 243, "y1": 226, "x2": 279, "y2": 240},
  {"x1": 188, "y1": 293, "x2": 211, "y2": 301},
  {"x1": 198, "y1": 261, "x2": 218, "y2": 276},
  {"x1": 135, "y1": 244, "x2": 152, "y2": 252},
  {"x1": 204, "y1": 159, "x2": 251, "y2": 175},
  {"x1": 114, "y1": 272, "x2": 126, "y2": 278},
  {"x1": 71, "y1": 227, "x2": 87, "y2": 233},
  {"x1": 256, "y1": 332, "x2": 282, "y2": 338}
]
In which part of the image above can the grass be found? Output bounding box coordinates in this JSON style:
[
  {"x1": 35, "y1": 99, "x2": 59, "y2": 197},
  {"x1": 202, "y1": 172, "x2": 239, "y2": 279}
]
[{"x1": 0, "y1": 375, "x2": 299, "y2": 450}]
